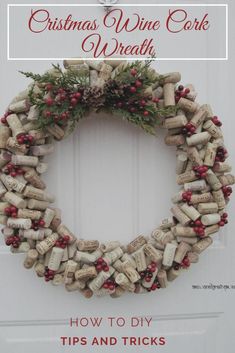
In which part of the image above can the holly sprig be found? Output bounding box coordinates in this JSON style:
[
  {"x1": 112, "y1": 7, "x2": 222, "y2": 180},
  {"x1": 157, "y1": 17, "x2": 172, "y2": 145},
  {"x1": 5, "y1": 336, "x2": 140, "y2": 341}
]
[{"x1": 20, "y1": 61, "x2": 177, "y2": 135}]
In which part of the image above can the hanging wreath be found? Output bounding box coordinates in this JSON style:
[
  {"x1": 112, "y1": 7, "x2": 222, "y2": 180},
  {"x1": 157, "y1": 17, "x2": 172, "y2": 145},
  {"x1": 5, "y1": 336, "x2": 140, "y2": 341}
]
[{"x1": 0, "y1": 59, "x2": 234, "y2": 298}]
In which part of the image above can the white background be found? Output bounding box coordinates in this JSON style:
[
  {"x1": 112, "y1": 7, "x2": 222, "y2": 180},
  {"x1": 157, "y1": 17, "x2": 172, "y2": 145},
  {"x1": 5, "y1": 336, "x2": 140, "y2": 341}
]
[{"x1": 0, "y1": 1, "x2": 235, "y2": 352}]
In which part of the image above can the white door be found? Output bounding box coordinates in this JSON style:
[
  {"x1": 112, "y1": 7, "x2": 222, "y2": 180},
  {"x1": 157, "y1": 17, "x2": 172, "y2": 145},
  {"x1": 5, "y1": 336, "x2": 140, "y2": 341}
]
[{"x1": 1, "y1": 1, "x2": 235, "y2": 352}]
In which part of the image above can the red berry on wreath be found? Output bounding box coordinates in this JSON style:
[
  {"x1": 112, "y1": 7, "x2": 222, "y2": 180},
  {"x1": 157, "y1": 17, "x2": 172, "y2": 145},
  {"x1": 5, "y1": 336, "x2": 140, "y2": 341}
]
[
  {"x1": 135, "y1": 80, "x2": 142, "y2": 88},
  {"x1": 130, "y1": 68, "x2": 137, "y2": 76},
  {"x1": 130, "y1": 86, "x2": 137, "y2": 93},
  {"x1": 45, "y1": 97, "x2": 54, "y2": 106},
  {"x1": 143, "y1": 111, "x2": 149, "y2": 116}
]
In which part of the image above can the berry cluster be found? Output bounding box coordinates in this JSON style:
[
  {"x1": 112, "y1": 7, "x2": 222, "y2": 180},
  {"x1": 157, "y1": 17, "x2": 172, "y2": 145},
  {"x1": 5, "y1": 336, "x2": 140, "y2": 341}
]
[
  {"x1": 94, "y1": 257, "x2": 109, "y2": 272},
  {"x1": 190, "y1": 219, "x2": 205, "y2": 237},
  {"x1": 214, "y1": 147, "x2": 228, "y2": 163},
  {"x1": 4, "y1": 205, "x2": 18, "y2": 218},
  {"x1": 175, "y1": 85, "x2": 190, "y2": 103},
  {"x1": 102, "y1": 278, "x2": 117, "y2": 291},
  {"x1": 193, "y1": 165, "x2": 208, "y2": 179},
  {"x1": 2, "y1": 163, "x2": 24, "y2": 177},
  {"x1": 31, "y1": 219, "x2": 45, "y2": 230},
  {"x1": 55, "y1": 235, "x2": 70, "y2": 249},
  {"x1": 0, "y1": 111, "x2": 11, "y2": 124},
  {"x1": 180, "y1": 255, "x2": 190, "y2": 269},
  {"x1": 140, "y1": 262, "x2": 160, "y2": 291},
  {"x1": 218, "y1": 213, "x2": 228, "y2": 227},
  {"x1": 181, "y1": 122, "x2": 196, "y2": 137},
  {"x1": 211, "y1": 116, "x2": 222, "y2": 127},
  {"x1": 182, "y1": 190, "x2": 192, "y2": 204},
  {"x1": 5, "y1": 234, "x2": 21, "y2": 248},
  {"x1": 222, "y1": 185, "x2": 233, "y2": 199},
  {"x1": 16, "y1": 133, "x2": 34, "y2": 145},
  {"x1": 44, "y1": 267, "x2": 55, "y2": 282}
]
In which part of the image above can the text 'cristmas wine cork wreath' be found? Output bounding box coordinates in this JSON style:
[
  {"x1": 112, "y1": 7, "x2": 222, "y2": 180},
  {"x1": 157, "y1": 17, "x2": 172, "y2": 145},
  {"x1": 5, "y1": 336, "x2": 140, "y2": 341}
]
[{"x1": 0, "y1": 60, "x2": 234, "y2": 298}]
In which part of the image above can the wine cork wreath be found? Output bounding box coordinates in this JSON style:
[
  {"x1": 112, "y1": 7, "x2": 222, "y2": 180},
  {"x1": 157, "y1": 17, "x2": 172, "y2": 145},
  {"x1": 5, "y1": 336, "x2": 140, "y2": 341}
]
[{"x1": 0, "y1": 60, "x2": 234, "y2": 298}]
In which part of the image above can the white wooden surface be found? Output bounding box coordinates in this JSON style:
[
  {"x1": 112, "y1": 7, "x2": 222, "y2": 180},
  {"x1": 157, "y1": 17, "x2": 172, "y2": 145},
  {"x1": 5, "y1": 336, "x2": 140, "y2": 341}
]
[{"x1": 0, "y1": 1, "x2": 235, "y2": 352}]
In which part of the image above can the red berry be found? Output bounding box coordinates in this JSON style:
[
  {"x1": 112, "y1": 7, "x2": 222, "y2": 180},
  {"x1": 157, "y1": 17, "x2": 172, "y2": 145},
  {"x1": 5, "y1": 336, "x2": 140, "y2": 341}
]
[
  {"x1": 10, "y1": 171, "x2": 17, "y2": 177},
  {"x1": 135, "y1": 80, "x2": 142, "y2": 88},
  {"x1": 109, "y1": 284, "x2": 115, "y2": 290},
  {"x1": 130, "y1": 68, "x2": 137, "y2": 76},
  {"x1": 178, "y1": 85, "x2": 184, "y2": 91},
  {"x1": 103, "y1": 266, "x2": 109, "y2": 272},
  {"x1": 145, "y1": 277, "x2": 151, "y2": 282},
  {"x1": 70, "y1": 98, "x2": 78, "y2": 106},
  {"x1": 74, "y1": 92, "x2": 81, "y2": 99},
  {"x1": 44, "y1": 110, "x2": 52, "y2": 118},
  {"x1": 117, "y1": 102, "x2": 123, "y2": 108},
  {"x1": 143, "y1": 111, "x2": 149, "y2": 116},
  {"x1": 45, "y1": 98, "x2": 54, "y2": 106},
  {"x1": 130, "y1": 86, "x2": 137, "y2": 93},
  {"x1": 45, "y1": 84, "x2": 53, "y2": 91},
  {"x1": 103, "y1": 283, "x2": 109, "y2": 289},
  {"x1": 1, "y1": 117, "x2": 7, "y2": 124},
  {"x1": 97, "y1": 257, "x2": 103, "y2": 265},
  {"x1": 63, "y1": 235, "x2": 70, "y2": 242},
  {"x1": 151, "y1": 283, "x2": 158, "y2": 290},
  {"x1": 96, "y1": 264, "x2": 103, "y2": 271},
  {"x1": 38, "y1": 219, "x2": 45, "y2": 227},
  {"x1": 185, "y1": 88, "x2": 190, "y2": 94},
  {"x1": 140, "y1": 100, "x2": 146, "y2": 107}
]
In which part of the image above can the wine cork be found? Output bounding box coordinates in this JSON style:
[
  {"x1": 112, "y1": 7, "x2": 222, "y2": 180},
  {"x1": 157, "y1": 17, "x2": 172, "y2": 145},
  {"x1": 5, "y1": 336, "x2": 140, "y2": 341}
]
[
  {"x1": 0, "y1": 201, "x2": 10, "y2": 214},
  {"x1": 151, "y1": 229, "x2": 174, "y2": 245},
  {"x1": 28, "y1": 199, "x2": 50, "y2": 211},
  {"x1": 100, "y1": 241, "x2": 121, "y2": 253},
  {"x1": 204, "y1": 142, "x2": 217, "y2": 167},
  {"x1": 66, "y1": 280, "x2": 86, "y2": 292},
  {"x1": 36, "y1": 233, "x2": 59, "y2": 255},
  {"x1": 0, "y1": 215, "x2": 7, "y2": 225},
  {"x1": 165, "y1": 134, "x2": 185, "y2": 146},
  {"x1": 177, "y1": 237, "x2": 197, "y2": 245},
  {"x1": 63, "y1": 260, "x2": 78, "y2": 283},
  {"x1": 99, "y1": 63, "x2": 113, "y2": 81},
  {"x1": 48, "y1": 247, "x2": 64, "y2": 271},
  {"x1": 57, "y1": 224, "x2": 75, "y2": 244},
  {"x1": 110, "y1": 286, "x2": 125, "y2": 298},
  {"x1": 203, "y1": 120, "x2": 222, "y2": 139},
  {"x1": 172, "y1": 225, "x2": 197, "y2": 237},
  {"x1": 174, "y1": 242, "x2": 191, "y2": 263},
  {"x1": 23, "y1": 186, "x2": 54, "y2": 203},
  {"x1": 212, "y1": 190, "x2": 226, "y2": 209},
  {"x1": 190, "y1": 108, "x2": 207, "y2": 128},
  {"x1": 103, "y1": 247, "x2": 123, "y2": 265},
  {"x1": 205, "y1": 170, "x2": 222, "y2": 191},
  {"x1": 186, "y1": 132, "x2": 211, "y2": 146},
  {"x1": 8, "y1": 99, "x2": 29, "y2": 113},
  {"x1": 74, "y1": 249, "x2": 103, "y2": 264},
  {"x1": 88, "y1": 267, "x2": 115, "y2": 292},
  {"x1": 143, "y1": 243, "x2": 163, "y2": 263},
  {"x1": 122, "y1": 262, "x2": 140, "y2": 283},
  {"x1": 0, "y1": 174, "x2": 25, "y2": 193},
  {"x1": 46, "y1": 124, "x2": 64, "y2": 140},
  {"x1": 0, "y1": 150, "x2": 11, "y2": 169},
  {"x1": 50, "y1": 208, "x2": 61, "y2": 230},
  {"x1": 34, "y1": 262, "x2": 45, "y2": 277},
  {"x1": 6, "y1": 137, "x2": 27, "y2": 154},
  {"x1": 171, "y1": 205, "x2": 191, "y2": 225},
  {"x1": 176, "y1": 153, "x2": 188, "y2": 174},
  {"x1": 115, "y1": 273, "x2": 135, "y2": 292},
  {"x1": 157, "y1": 269, "x2": 168, "y2": 288},
  {"x1": 75, "y1": 266, "x2": 97, "y2": 281},
  {"x1": 187, "y1": 147, "x2": 203, "y2": 166},
  {"x1": 213, "y1": 162, "x2": 232, "y2": 173},
  {"x1": 132, "y1": 248, "x2": 147, "y2": 272},
  {"x1": 162, "y1": 243, "x2": 177, "y2": 267},
  {"x1": 192, "y1": 237, "x2": 213, "y2": 254},
  {"x1": 11, "y1": 155, "x2": 38, "y2": 167},
  {"x1": 42, "y1": 208, "x2": 55, "y2": 227},
  {"x1": 160, "y1": 217, "x2": 175, "y2": 230},
  {"x1": 51, "y1": 273, "x2": 64, "y2": 286},
  {"x1": 204, "y1": 224, "x2": 219, "y2": 236},
  {"x1": 177, "y1": 170, "x2": 197, "y2": 185},
  {"x1": 23, "y1": 249, "x2": 39, "y2": 269},
  {"x1": 162, "y1": 72, "x2": 181, "y2": 84},
  {"x1": 4, "y1": 191, "x2": 27, "y2": 208},
  {"x1": 180, "y1": 203, "x2": 200, "y2": 221},
  {"x1": 89, "y1": 70, "x2": 99, "y2": 86},
  {"x1": 190, "y1": 192, "x2": 213, "y2": 204},
  {"x1": 187, "y1": 251, "x2": 199, "y2": 263},
  {"x1": 36, "y1": 162, "x2": 48, "y2": 174},
  {"x1": 0, "y1": 180, "x2": 7, "y2": 197},
  {"x1": 201, "y1": 213, "x2": 221, "y2": 226},
  {"x1": 79, "y1": 288, "x2": 94, "y2": 299},
  {"x1": 24, "y1": 169, "x2": 46, "y2": 190},
  {"x1": 198, "y1": 202, "x2": 218, "y2": 214},
  {"x1": 134, "y1": 284, "x2": 148, "y2": 294},
  {"x1": 121, "y1": 253, "x2": 136, "y2": 268},
  {"x1": 30, "y1": 144, "x2": 54, "y2": 156},
  {"x1": 163, "y1": 83, "x2": 175, "y2": 107},
  {"x1": 27, "y1": 105, "x2": 39, "y2": 120},
  {"x1": 77, "y1": 240, "x2": 99, "y2": 252},
  {"x1": 127, "y1": 235, "x2": 147, "y2": 254},
  {"x1": 178, "y1": 98, "x2": 198, "y2": 113},
  {"x1": 184, "y1": 179, "x2": 207, "y2": 192},
  {"x1": 167, "y1": 267, "x2": 180, "y2": 281},
  {"x1": 142, "y1": 268, "x2": 158, "y2": 289},
  {"x1": 165, "y1": 115, "x2": 187, "y2": 130},
  {"x1": 7, "y1": 217, "x2": 31, "y2": 229},
  {"x1": 63, "y1": 59, "x2": 84, "y2": 68},
  {"x1": 0, "y1": 125, "x2": 11, "y2": 148},
  {"x1": 218, "y1": 174, "x2": 235, "y2": 186},
  {"x1": 6, "y1": 114, "x2": 25, "y2": 136},
  {"x1": 23, "y1": 229, "x2": 45, "y2": 240}
]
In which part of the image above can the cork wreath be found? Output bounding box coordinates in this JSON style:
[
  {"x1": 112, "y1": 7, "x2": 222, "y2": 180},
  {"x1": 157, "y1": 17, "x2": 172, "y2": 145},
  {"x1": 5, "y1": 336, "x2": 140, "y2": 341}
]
[{"x1": 0, "y1": 60, "x2": 234, "y2": 298}]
